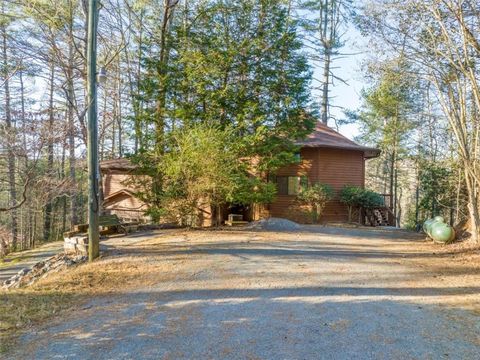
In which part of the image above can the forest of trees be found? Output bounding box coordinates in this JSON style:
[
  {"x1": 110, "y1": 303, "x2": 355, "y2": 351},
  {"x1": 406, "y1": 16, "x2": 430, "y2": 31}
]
[
  {"x1": 1, "y1": 0, "x2": 479, "y2": 255},
  {"x1": 354, "y1": 0, "x2": 480, "y2": 242}
]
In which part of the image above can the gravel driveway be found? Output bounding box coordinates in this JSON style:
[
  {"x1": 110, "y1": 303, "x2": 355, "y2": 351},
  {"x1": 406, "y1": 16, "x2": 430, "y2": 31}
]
[{"x1": 9, "y1": 227, "x2": 480, "y2": 359}]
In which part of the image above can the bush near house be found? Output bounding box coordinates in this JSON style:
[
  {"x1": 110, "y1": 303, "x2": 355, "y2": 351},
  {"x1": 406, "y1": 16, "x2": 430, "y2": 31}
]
[
  {"x1": 358, "y1": 189, "x2": 384, "y2": 209},
  {"x1": 339, "y1": 185, "x2": 384, "y2": 222},
  {"x1": 339, "y1": 185, "x2": 364, "y2": 222},
  {"x1": 297, "y1": 182, "x2": 334, "y2": 223}
]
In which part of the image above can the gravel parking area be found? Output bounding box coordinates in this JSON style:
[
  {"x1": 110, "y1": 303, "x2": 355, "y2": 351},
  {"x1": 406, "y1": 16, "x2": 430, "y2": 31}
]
[{"x1": 7, "y1": 226, "x2": 480, "y2": 359}]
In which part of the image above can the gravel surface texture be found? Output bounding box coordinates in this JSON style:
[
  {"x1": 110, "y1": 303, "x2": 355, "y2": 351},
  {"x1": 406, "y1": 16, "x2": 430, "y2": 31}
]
[
  {"x1": 8, "y1": 226, "x2": 480, "y2": 359},
  {"x1": 0, "y1": 230, "x2": 164, "y2": 285},
  {"x1": 246, "y1": 217, "x2": 301, "y2": 231}
]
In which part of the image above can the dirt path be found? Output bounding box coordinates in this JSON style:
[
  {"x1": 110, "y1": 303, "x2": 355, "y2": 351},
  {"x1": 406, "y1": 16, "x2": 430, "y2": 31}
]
[{"x1": 8, "y1": 227, "x2": 480, "y2": 359}]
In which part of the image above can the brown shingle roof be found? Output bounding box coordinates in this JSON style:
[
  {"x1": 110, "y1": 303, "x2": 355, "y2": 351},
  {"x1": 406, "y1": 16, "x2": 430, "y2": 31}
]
[
  {"x1": 296, "y1": 122, "x2": 380, "y2": 159},
  {"x1": 100, "y1": 158, "x2": 137, "y2": 171}
]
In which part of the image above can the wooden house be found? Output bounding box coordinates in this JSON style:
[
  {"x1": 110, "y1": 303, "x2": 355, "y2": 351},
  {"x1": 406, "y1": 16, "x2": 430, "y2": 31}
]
[
  {"x1": 100, "y1": 158, "x2": 150, "y2": 223},
  {"x1": 100, "y1": 122, "x2": 390, "y2": 226},
  {"x1": 251, "y1": 122, "x2": 382, "y2": 224}
]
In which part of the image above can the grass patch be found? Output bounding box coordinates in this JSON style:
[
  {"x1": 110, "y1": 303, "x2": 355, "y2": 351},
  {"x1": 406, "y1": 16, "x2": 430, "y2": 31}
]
[
  {"x1": 0, "y1": 255, "x2": 32, "y2": 268},
  {"x1": 0, "y1": 291, "x2": 81, "y2": 353}
]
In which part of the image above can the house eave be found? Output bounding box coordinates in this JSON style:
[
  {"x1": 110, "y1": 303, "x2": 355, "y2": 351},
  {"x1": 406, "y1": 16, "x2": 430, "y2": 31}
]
[{"x1": 298, "y1": 144, "x2": 381, "y2": 159}]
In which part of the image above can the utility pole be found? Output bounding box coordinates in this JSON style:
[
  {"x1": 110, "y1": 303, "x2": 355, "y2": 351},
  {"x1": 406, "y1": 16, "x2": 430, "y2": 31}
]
[{"x1": 87, "y1": 0, "x2": 99, "y2": 261}]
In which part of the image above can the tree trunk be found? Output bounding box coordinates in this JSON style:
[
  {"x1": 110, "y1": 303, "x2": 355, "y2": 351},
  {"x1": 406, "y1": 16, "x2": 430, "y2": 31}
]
[
  {"x1": 464, "y1": 166, "x2": 480, "y2": 243},
  {"x1": 1, "y1": 19, "x2": 18, "y2": 249},
  {"x1": 66, "y1": 40, "x2": 78, "y2": 227},
  {"x1": 44, "y1": 64, "x2": 55, "y2": 241},
  {"x1": 321, "y1": 47, "x2": 331, "y2": 124},
  {"x1": 155, "y1": 0, "x2": 178, "y2": 156}
]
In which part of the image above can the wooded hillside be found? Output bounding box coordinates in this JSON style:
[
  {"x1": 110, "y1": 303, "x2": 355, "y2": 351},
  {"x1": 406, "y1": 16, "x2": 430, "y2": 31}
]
[{"x1": 1, "y1": 0, "x2": 479, "y2": 255}]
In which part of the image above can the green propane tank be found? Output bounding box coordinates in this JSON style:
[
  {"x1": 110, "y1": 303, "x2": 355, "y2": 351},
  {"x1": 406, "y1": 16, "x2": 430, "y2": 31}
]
[
  {"x1": 433, "y1": 216, "x2": 445, "y2": 223},
  {"x1": 430, "y1": 222, "x2": 456, "y2": 243},
  {"x1": 423, "y1": 219, "x2": 432, "y2": 233},
  {"x1": 426, "y1": 219, "x2": 439, "y2": 237}
]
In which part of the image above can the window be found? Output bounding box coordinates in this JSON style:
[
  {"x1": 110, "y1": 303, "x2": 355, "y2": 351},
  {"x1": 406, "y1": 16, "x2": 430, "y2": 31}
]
[
  {"x1": 288, "y1": 177, "x2": 300, "y2": 195},
  {"x1": 275, "y1": 176, "x2": 308, "y2": 195},
  {"x1": 276, "y1": 176, "x2": 288, "y2": 195}
]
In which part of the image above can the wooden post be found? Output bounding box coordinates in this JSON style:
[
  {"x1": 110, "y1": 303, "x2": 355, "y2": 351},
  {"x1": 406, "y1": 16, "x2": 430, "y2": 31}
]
[{"x1": 87, "y1": 0, "x2": 100, "y2": 261}]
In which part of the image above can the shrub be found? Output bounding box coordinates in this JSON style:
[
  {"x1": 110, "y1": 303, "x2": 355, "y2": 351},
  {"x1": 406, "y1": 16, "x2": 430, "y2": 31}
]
[
  {"x1": 339, "y1": 186, "x2": 384, "y2": 222},
  {"x1": 297, "y1": 182, "x2": 334, "y2": 223},
  {"x1": 357, "y1": 189, "x2": 384, "y2": 209},
  {"x1": 339, "y1": 185, "x2": 364, "y2": 222}
]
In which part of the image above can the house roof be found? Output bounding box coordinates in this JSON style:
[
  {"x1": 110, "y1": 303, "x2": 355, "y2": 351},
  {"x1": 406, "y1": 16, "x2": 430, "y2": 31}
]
[
  {"x1": 100, "y1": 158, "x2": 137, "y2": 172},
  {"x1": 296, "y1": 122, "x2": 380, "y2": 159},
  {"x1": 103, "y1": 189, "x2": 136, "y2": 203}
]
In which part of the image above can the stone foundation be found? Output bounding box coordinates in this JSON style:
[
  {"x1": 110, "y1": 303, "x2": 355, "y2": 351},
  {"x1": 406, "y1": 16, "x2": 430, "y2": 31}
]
[{"x1": 64, "y1": 235, "x2": 89, "y2": 256}]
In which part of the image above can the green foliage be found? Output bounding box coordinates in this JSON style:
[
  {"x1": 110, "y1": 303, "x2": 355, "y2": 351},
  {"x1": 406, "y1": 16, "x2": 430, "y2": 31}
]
[
  {"x1": 357, "y1": 189, "x2": 384, "y2": 209},
  {"x1": 355, "y1": 58, "x2": 417, "y2": 152},
  {"x1": 418, "y1": 161, "x2": 457, "y2": 219},
  {"x1": 297, "y1": 182, "x2": 334, "y2": 223},
  {"x1": 339, "y1": 185, "x2": 363, "y2": 221},
  {"x1": 145, "y1": 123, "x2": 276, "y2": 226},
  {"x1": 342, "y1": 187, "x2": 384, "y2": 226},
  {"x1": 132, "y1": 0, "x2": 317, "y2": 223},
  {"x1": 228, "y1": 176, "x2": 277, "y2": 206},
  {"x1": 136, "y1": 0, "x2": 315, "y2": 171},
  {"x1": 339, "y1": 185, "x2": 383, "y2": 208},
  {"x1": 339, "y1": 185, "x2": 384, "y2": 222},
  {"x1": 339, "y1": 185, "x2": 363, "y2": 206}
]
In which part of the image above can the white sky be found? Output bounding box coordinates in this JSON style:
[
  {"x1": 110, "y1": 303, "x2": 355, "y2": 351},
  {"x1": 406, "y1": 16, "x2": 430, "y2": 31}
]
[{"x1": 311, "y1": 25, "x2": 366, "y2": 140}]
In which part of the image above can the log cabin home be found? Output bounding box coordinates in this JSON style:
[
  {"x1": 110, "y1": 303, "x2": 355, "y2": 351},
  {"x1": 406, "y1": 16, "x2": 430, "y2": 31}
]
[
  {"x1": 255, "y1": 122, "x2": 381, "y2": 223},
  {"x1": 100, "y1": 122, "x2": 391, "y2": 226},
  {"x1": 100, "y1": 158, "x2": 150, "y2": 223}
]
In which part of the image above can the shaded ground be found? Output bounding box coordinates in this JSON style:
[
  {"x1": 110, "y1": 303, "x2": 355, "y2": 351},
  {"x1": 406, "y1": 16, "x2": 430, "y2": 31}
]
[
  {"x1": 0, "y1": 242, "x2": 63, "y2": 284},
  {"x1": 5, "y1": 226, "x2": 480, "y2": 359},
  {"x1": 0, "y1": 230, "x2": 164, "y2": 284}
]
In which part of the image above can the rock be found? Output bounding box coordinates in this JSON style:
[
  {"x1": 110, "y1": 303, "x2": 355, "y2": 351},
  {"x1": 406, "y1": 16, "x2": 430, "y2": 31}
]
[
  {"x1": 64, "y1": 236, "x2": 89, "y2": 256},
  {"x1": 72, "y1": 255, "x2": 87, "y2": 263},
  {"x1": 32, "y1": 261, "x2": 46, "y2": 270},
  {"x1": 18, "y1": 268, "x2": 30, "y2": 276},
  {"x1": 2, "y1": 253, "x2": 87, "y2": 290}
]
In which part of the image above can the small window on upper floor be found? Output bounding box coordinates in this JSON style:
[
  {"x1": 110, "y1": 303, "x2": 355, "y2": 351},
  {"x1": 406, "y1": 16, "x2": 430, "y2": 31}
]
[{"x1": 294, "y1": 152, "x2": 301, "y2": 162}]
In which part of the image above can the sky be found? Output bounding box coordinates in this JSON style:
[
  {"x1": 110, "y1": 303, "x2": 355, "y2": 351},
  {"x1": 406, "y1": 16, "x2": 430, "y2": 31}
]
[
  {"x1": 311, "y1": 26, "x2": 367, "y2": 141},
  {"x1": 27, "y1": 20, "x2": 367, "y2": 144}
]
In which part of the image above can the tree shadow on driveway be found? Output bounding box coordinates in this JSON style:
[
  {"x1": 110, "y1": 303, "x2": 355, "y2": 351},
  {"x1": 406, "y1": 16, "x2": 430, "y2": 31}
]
[{"x1": 10, "y1": 286, "x2": 480, "y2": 360}]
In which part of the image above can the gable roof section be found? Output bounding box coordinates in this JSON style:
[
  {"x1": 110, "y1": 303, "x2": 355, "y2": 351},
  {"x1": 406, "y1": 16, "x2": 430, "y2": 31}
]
[
  {"x1": 103, "y1": 189, "x2": 136, "y2": 203},
  {"x1": 100, "y1": 158, "x2": 137, "y2": 172},
  {"x1": 296, "y1": 122, "x2": 380, "y2": 159}
]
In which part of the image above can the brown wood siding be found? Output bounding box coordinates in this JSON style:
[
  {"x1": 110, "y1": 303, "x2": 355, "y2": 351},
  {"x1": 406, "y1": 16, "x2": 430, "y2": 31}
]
[
  {"x1": 266, "y1": 148, "x2": 365, "y2": 223},
  {"x1": 103, "y1": 193, "x2": 149, "y2": 222},
  {"x1": 103, "y1": 174, "x2": 134, "y2": 198},
  {"x1": 102, "y1": 173, "x2": 150, "y2": 222}
]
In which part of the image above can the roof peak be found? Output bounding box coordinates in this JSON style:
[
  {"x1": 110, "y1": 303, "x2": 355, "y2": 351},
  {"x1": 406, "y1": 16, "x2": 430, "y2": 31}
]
[{"x1": 296, "y1": 121, "x2": 380, "y2": 159}]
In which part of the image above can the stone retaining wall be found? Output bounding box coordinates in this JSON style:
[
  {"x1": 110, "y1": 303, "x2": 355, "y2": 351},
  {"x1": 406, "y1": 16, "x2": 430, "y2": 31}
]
[
  {"x1": 64, "y1": 235, "x2": 89, "y2": 256},
  {"x1": 2, "y1": 253, "x2": 86, "y2": 290}
]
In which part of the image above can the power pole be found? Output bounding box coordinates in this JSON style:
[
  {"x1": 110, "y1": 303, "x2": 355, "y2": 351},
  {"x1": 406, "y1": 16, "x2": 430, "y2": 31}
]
[{"x1": 87, "y1": 0, "x2": 99, "y2": 261}]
